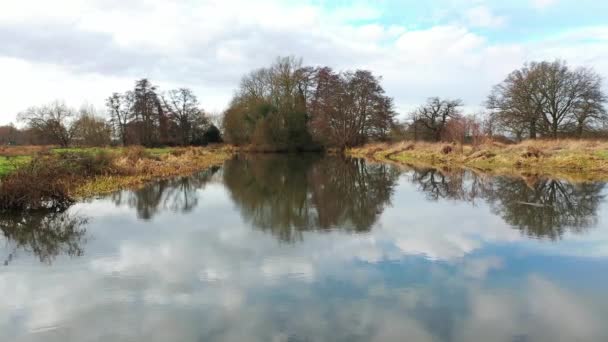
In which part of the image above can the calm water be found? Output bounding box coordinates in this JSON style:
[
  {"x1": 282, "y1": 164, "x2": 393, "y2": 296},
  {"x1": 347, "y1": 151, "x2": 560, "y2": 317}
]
[{"x1": 2, "y1": 155, "x2": 608, "y2": 341}]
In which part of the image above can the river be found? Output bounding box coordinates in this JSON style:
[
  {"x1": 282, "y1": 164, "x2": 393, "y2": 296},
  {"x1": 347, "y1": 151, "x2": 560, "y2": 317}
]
[{"x1": 2, "y1": 154, "x2": 608, "y2": 341}]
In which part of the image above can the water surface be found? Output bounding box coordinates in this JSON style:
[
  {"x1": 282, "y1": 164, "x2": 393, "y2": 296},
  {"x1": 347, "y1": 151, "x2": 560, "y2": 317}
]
[{"x1": 2, "y1": 155, "x2": 608, "y2": 341}]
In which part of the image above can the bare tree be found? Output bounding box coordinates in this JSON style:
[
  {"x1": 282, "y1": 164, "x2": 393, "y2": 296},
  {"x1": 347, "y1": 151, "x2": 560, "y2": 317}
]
[
  {"x1": 71, "y1": 105, "x2": 112, "y2": 146},
  {"x1": 106, "y1": 92, "x2": 131, "y2": 145},
  {"x1": 488, "y1": 60, "x2": 606, "y2": 139},
  {"x1": 569, "y1": 67, "x2": 607, "y2": 137},
  {"x1": 309, "y1": 68, "x2": 396, "y2": 148},
  {"x1": 487, "y1": 64, "x2": 544, "y2": 139},
  {"x1": 163, "y1": 88, "x2": 204, "y2": 145},
  {"x1": 17, "y1": 101, "x2": 75, "y2": 147},
  {"x1": 411, "y1": 97, "x2": 463, "y2": 141}
]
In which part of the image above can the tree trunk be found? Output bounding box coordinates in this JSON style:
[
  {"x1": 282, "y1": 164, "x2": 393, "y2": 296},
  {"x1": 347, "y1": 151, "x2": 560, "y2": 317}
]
[
  {"x1": 529, "y1": 119, "x2": 537, "y2": 139},
  {"x1": 552, "y1": 121, "x2": 559, "y2": 138},
  {"x1": 577, "y1": 121, "x2": 584, "y2": 138}
]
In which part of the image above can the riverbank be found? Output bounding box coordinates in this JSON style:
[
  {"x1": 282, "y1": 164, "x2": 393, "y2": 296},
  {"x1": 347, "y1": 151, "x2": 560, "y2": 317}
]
[
  {"x1": 347, "y1": 140, "x2": 608, "y2": 182},
  {"x1": 74, "y1": 146, "x2": 235, "y2": 197},
  {"x1": 0, "y1": 145, "x2": 235, "y2": 209}
]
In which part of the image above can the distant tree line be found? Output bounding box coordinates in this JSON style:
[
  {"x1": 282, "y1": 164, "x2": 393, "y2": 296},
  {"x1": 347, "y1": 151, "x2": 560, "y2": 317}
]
[
  {"x1": 399, "y1": 60, "x2": 607, "y2": 143},
  {"x1": 9, "y1": 79, "x2": 221, "y2": 147},
  {"x1": 4, "y1": 58, "x2": 607, "y2": 148}
]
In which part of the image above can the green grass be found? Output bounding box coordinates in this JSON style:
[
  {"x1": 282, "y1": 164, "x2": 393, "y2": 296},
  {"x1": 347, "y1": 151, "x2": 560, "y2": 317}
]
[
  {"x1": 0, "y1": 147, "x2": 177, "y2": 177},
  {"x1": 595, "y1": 150, "x2": 608, "y2": 159},
  {"x1": 0, "y1": 156, "x2": 31, "y2": 177}
]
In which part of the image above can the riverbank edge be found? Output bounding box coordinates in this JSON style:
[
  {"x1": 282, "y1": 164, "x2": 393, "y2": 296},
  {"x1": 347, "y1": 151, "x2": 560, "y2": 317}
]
[
  {"x1": 72, "y1": 146, "x2": 236, "y2": 199},
  {"x1": 346, "y1": 140, "x2": 608, "y2": 182}
]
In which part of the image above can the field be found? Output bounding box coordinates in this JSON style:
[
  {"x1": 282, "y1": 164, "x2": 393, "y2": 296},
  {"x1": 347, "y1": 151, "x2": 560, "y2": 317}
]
[
  {"x1": 0, "y1": 145, "x2": 236, "y2": 209},
  {"x1": 347, "y1": 139, "x2": 608, "y2": 182},
  {"x1": 0, "y1": 146, "x2": 178, "y2": 177}
]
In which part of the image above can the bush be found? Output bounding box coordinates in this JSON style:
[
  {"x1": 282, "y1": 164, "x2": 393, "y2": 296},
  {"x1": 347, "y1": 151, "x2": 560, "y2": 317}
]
[
  {"x1": 0, "y1": 151, "x2": 118, "y2": 210},
  {"x1": 0, "y1": 156, "x2": 75, "y2": 210},
  {"x1": 123, "y1": 146, "x2": 152, "y2": 162}
]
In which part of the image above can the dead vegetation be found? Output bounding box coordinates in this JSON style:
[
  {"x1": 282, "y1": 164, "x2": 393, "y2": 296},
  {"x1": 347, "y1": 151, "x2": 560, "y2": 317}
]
[
  {"x1": 0, "y1": 145, "x2": 53, "y2": 157},
  {"x1": 0, "y1": 145, "x2": 235, "y2": 210},
  {"x1": 347, "y1": 139, "x2": 608, "y2": 181}
]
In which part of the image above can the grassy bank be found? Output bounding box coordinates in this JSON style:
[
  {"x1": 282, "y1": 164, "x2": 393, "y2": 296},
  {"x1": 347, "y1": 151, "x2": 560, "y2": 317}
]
[
  {"x1": 347, "y1": 140, "x2": 608, "y2": 182},
  {"x1": 0, "y1": 145, "x2": 235, "y2": 209}
]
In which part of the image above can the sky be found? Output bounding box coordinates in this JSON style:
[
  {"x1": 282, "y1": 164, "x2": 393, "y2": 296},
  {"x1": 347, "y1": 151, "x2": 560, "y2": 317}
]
[{"x1": 1, "y1": 0, "x2": 607, "y2": 125}]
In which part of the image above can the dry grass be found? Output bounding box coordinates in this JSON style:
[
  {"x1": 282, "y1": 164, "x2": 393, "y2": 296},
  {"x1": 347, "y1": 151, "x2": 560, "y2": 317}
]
[
  {"x1": 75, "y1": 145, "x2": 236, "y2": 197},
  {"x1": 0, "y1": 145, "x2": 236, "y2": 209},
  {"x1": 0, "y1": 145, "x2": 53, "y2": 157},
  {"x1": 347, "y1": 139, "x2": 608, "y2": 182}
]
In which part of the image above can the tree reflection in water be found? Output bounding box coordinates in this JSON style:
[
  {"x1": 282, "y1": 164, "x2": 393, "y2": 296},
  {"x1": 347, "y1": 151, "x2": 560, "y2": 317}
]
[
  {"x1": 487, "y1": 178, "x2": 604, "y2": 239},
  {"x1": 4, "y1": 158, "x2": 602, "y2": 265},
  {"x1": 0, "y1": 209, "x2": 88, "y2": 265},
  {"x1": 111, "y1": 166, "x2": 220, "y2": 220},
  {"x1": 408, "y1": 168, "x2": 605, "y2": 240},
  {"x1": 222, "y1": 154, "x2": 400, "y2": 242}
]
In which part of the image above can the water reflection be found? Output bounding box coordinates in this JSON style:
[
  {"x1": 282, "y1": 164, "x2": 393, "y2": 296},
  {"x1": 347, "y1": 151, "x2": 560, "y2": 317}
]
[
  {"x1": 3, "y1": 156, "x2": 608, "y2": 341},
  {"x1": 409, "y1": 168, "x2": 492, "y2": 203},
  {"x1": 488, "y1": 177, "x2": 604, "y2": 239},
  {"x1": 222, "y1": 155, "x2": 400, "y2": 241},
  {"x1": 0, "y1": 210, "x2": 88, "y2": 265},
  {"x1": 408, "y1": 168, "x2": 605, "y2": 240},
  {"x1": 110, "y1": 166, "x2": 220, "y2": 220},
  {"x1": 2, "y1": 157, "x2": 605, "y2": 266}
]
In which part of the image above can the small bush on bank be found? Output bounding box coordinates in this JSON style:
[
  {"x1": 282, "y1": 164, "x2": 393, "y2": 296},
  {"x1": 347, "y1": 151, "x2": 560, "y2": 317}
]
[
  {"x1": 0, "y1": 145, "x2": 236, "y2": 210},
  {"x1": 0, "y1": 151, "x2": 120, "y2": 210},
  {"x1": 123, "y1": 146, "x2": 153, "y2": 162}
]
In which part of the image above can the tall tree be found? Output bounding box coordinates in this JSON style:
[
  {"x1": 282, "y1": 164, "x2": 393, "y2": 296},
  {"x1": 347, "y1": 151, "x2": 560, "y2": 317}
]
[
  {"x1": 132, "y1": 79, "x2": 162, "y2": 146},
  {"x1": 410, "y1": 97, "x2": 463, "y2": 141},
  {"x1": 224, "y1": 57, "x2": 315, "y2": 150},
  {"x1": 17, "y1": 101, "x2": 75, "y2": 147},
  {"x1": 71, "y1": 105, "x2": 112, "y2": 146},
  {"x1": 309, "y1": 68, "x2": 396, "y2": 147},
  {"x1": 488, "y1": 60, "x2": 607, "y2": 139},
  {"x1": 106, "y1": 92, "x2": 131, "y2": 145},
  {"x1": 487, "y1": 64, "x2": 544, "y2": 139},
  {"x1": 163, "y1": 88, "x2": 204, "y2": 145}
]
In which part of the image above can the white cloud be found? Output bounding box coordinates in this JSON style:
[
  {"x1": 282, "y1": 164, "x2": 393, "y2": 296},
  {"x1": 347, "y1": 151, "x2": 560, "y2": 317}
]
[
  {"x1": 2, "y1": 166, "x2": 608, "y2": 340},
  {"x1": 464, "y1": 5, "x2": 507, "y2": 28},
  {"x1": 0, "y1": 0, "x2": 606, "y2": 125}
]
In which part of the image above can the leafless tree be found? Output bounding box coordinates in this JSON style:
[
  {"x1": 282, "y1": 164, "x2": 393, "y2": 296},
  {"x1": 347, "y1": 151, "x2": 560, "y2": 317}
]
[
  {"x1": 106, "y1": 92, "x2": 131, "y2": 145},
  {"x1": 308, "y1": 68, "x2": 395, "y2": 148},
  {"x1": 487, "y1": 64, "x2": 544, "y2": 139},
  {"x1": 410, "y1": 97, "x2": 463, "y2": 141},
  {"x1": 163, "y1": 88, "x2": 205, "y2": 145},
  {"x1": 71, "y1": 105, "x2": 112, "y2": 146},
  {"x1": 17, "y1": 101, "x2": 75, "y2": 147},
  {"x1": 487, "y1": 60, "x2": 606, "y2": 139}
]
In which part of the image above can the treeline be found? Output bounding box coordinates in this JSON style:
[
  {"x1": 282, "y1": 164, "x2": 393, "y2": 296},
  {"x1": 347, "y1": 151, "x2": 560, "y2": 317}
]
[
  {"x1": 401, "y1": 60, "x2": 607, "y2": 142},
  {"x1": 4, "y1": 57, "x2": 607, "y2": 148},
  {"x1": 223, "y1": 56, "x2": 395, "y2": 151},
  {"x1": 7, "y1": 79, "x2": 221, "y2": 147}
]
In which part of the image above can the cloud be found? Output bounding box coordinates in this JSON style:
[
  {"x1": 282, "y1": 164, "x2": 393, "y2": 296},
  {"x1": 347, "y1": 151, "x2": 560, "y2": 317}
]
[
  {"x1": 0, "y1": 0, "x2": 606, "y2": 124},
  {"x1": 3, "y1": 167, "x2": 608, "y2": 340},
  {"x1": 464, "y1": 5, "x2": 507, "y2": 28}
]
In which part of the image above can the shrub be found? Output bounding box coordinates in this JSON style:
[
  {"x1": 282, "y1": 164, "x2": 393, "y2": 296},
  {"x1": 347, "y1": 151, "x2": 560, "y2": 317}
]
[
  {"x1": 441, "y1": 145, "x2": 454, "y2": 154},
  {"x1": 123, "y1": 146, "x2": 152, "y2": 162},
  {"x1": 0, "y1": 156, "x2": 74, "y2": 210},
  {"x1": 0, "y1": 151, "x2": 117, "y2": 210}
]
